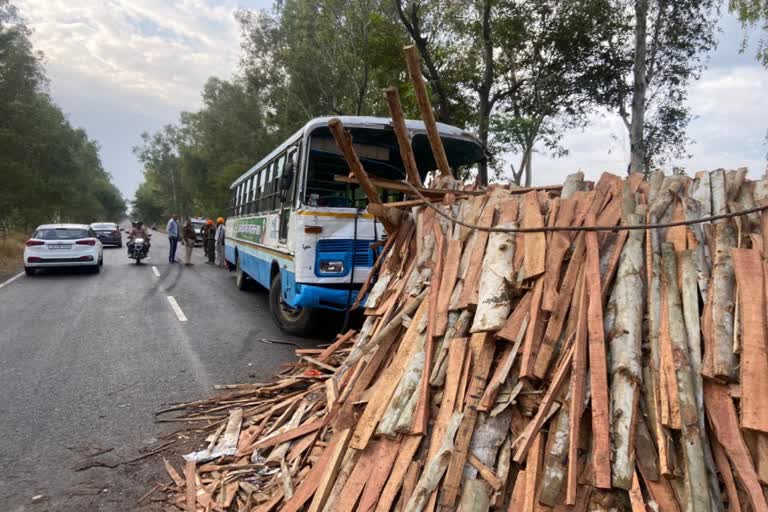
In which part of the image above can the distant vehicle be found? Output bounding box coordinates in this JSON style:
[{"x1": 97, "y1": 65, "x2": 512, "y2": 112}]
[
  {"x1": 191, "y1": 218, "x2": 206, "y2": 246},
  {"x1": 90, "y1": 222, "x2": 122, "y2": 247},
  {"x1": 24, "y1": 224, "x2": 104, "y2": 275},
  {"x1": 225, "y1": 116, "x2": 484, "y2": 335}
]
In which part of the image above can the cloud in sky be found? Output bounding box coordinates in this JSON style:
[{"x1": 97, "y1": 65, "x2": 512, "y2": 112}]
[{"x1": 14, "y1": 0, "x2": 768, "y2": 198}]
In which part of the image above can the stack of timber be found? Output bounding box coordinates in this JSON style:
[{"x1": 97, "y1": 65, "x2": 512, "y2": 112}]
[
  {"x1": 158, "y1": 165, "x2": 768, "y2": 512},
  {"x1": 157, "y1": 45, "x2": 768, "y2": 512}
]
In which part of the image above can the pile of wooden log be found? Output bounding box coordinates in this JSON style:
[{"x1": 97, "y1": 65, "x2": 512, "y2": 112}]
[{"x1": 159, "y1": 164, "x2": 768, "y2": 512}]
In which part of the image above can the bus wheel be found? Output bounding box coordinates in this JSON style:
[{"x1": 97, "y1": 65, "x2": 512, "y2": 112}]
[
  {"x1": 235, "y1": 257, "x2": 250, "y2": 291},
  {"x1": 269, "y1": 274, "x2": 315, "y2": 336}
]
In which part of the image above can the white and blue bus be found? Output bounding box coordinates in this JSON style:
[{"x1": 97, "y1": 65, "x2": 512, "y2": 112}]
[{"x1": 224, "y1": 116, "x2": 484, "y2": 335}]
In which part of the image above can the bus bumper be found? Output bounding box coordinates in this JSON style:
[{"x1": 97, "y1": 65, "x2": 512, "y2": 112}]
[{"x1": 286, "y1": 282, "x2": 364, "y2": 311}]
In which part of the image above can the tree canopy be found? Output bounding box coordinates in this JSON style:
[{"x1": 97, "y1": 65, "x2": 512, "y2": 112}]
[{"x1": 1, "y1": 0, "x2": 125, "y2": 233}]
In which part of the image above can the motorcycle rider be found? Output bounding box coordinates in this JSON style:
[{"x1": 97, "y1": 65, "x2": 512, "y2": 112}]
[{"x1": 127, "y1": 221, "x2": 151, "y2": 254}]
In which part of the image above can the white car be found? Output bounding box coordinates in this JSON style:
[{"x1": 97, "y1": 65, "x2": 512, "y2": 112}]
[{"x1": 24, "y1": 224, "x2": 104, "y2": 275}]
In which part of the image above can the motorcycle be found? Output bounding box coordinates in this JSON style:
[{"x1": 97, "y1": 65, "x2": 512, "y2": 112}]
[{"x1": 127, "y1": 237, "x2": 150, "y2": 264}]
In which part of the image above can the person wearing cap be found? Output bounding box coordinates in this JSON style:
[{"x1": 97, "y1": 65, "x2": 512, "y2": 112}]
[
  {"x1": 215, "y1": 217, "x2": 226, "y2": 268},
  {"x1": 205, "y1": 218, "x2": 216, "y2": 264}
]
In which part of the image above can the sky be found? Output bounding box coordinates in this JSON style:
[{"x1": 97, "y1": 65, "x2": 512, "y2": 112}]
[{"x1": 15, "y1": 0, "x2": 768, "y2": 201}]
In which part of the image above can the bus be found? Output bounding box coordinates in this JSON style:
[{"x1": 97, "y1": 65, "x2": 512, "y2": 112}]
[{"x1": 224, "y1": 116, "x2": 485, "y2": 335}]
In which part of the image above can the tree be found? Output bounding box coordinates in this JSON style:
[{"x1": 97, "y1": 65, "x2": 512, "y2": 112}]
[
  {"x1": 730, "y1": 0, "x2": 768, "y2": 66},
  {"x1": 592, "y1": 0, "x2": 718, "y2": 173}
]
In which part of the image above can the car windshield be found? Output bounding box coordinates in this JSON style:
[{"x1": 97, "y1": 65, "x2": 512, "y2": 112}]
[
  {"x1": 92, "y1": 223, "x2": 116, "y2": 230},
  {"x1": 34, "y1": 228, "x2": 90, "y2": 240}
]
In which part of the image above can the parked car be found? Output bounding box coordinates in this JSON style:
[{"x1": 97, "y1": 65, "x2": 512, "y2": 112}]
[
  {"x1": 90, "y1": 222, "x2": 122, "y2": 247},
  {"x1": 191, "y1": 218, "x2": 206, "y2": 246},
  {"x1": 24, "y1": 224, "x2": 104, "y2": 275}
]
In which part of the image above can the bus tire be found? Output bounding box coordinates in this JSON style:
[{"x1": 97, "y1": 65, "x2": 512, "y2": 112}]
[
  {"x1": 269, "y1": 273, "x2": 315, "y2": 336},
  {"x1": 235, "y1": 257, "x2": 251, "y2": 291}
]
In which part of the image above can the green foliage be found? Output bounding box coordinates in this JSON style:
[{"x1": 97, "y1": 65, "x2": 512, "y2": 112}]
[
  {"x1": 0, "y1": 0, "x2": 125, "y2": 233},
  {"x1": 730, "y1": 0, "x2": 768, "y2": 66}
]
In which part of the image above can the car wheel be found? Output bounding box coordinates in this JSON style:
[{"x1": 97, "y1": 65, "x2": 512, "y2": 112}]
[
  {"x1": 24, "y1": 266, "x2": 35, "y2": 276},
  {"x1": 235, "y1": 258, "x2": 251, "y2": 291},
  {"x1": 92, "y1": 262, "x2": 101, "y2": 273},
  {"x1": 269, "y1": 273, "x2": 315, "y2": 336}
]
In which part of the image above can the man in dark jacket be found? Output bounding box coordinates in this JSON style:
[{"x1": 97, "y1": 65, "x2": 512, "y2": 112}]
[{"x1": 204, "y1": 219, "x2": 216, "y2": 264}]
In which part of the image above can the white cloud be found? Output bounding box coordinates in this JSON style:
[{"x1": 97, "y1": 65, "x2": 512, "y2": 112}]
[{"x1": 17, "y1": 0, "x2": 246, "y2": 109}]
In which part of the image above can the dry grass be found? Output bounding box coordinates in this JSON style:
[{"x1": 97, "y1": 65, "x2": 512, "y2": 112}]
[{"x1": 0, "y1": 232, "x2": 27, "y2": 279}]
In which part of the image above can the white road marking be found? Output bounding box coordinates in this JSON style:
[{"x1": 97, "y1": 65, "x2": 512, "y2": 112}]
[
  {"x1": 152, "y1": 266, "x2": 160, "y2": 277},
  {"x1": 0, "y1": 272, "x2": 24, "y2": 291},
  {"x1": 167, "y1": 296, "x2": 188, "y2": 322}
]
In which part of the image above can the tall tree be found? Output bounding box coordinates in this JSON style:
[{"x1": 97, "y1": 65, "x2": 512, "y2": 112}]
[{"x1": 594, "y1": 0, "x2": 719, "y2": 173}]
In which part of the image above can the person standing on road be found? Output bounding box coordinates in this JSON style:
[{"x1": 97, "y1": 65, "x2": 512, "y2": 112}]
[
  {"x1": 200, "y1": 219, "x2": 211, "y2": 259},
  {"x1": 181, "y1": 219, "x2": 196, "y2": 266},
  {"x1": 166, "y1": 214, "x2": 179, "y2": 263},
  {"x1": 215, "y1": 217, "x2": 226, "y2": 268},
  {"x1": 205, "y1": 218, "x2": 216, "y2": 264}
]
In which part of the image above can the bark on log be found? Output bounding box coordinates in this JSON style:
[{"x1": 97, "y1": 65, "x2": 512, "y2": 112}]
[
  {"x1": 385, "y1": 86, "x2": 422, "y2": 187},
  {"x1": 710, "y1": 223, "x2": 737, "y2": 380},
  {"x1": 607, "y1": 214, "x2": 644, "y2": 490},
  {"x1": 661, "y1": 243, "x2": 712, "y2": 512}
]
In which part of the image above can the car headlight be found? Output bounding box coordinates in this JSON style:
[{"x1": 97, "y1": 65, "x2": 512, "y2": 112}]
[{"x1": 319, "y1": 261, "x2": 344, "y2": 274}]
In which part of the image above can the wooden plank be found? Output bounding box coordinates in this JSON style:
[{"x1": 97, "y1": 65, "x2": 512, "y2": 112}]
[
  {"x1": 456, "y1": 202, "x2": 495, "y2": 309},
  {"x1": 496, "y1": 292, "x2": 533, "y2": 342},
  {"x1": 374, "y1": 435, "x2": 422, "y2": 512},
  {"x1": 305, "y1": 428, "x2": 353, "y2": 512},
  {"x1": 250, "y1": 419, "x2": 324, "y2": 451},
  {"x1": 333, "y1": 441, "x2": 381, "y2": 512},
  {"x1": 541, "y1": 233, "x2": 570, "y2": 312},
  {"x1": 584, "y1": 216, "x2": 611, "y2": 489},
  {"x1": 427, "y1": 337, "x2": 468, "y2": 461},
  {"x1": 523, "y1": 433, "x2": 544, "y2": 512},
  {"x1": 439, "y1": 332, "x2": 496, "y2": 509},
  {"x1": 350, "y1": 299, "x2": 429, "y2": 450},
  {"x1": 704, "y1": 381, "x2": 768, "y2": 512},
  {"x1": 732, "y1": 248, "x2": 768, "y2": 432},
  {"x1": 357, "y1": 437, "x2": 402, "y2": 512},
  {"x1": 533, "y1": 236, "x2": 585, "y2": 379},
  {"x1": 519, "y1": 278, "x2": 545, "y2": 378},
  {"x1": 467, "y1": 454, "x2": 504, "y2": 491},
  {"x1": 403, "y1": 45, "x2": 452, "y2": 178},
  {"x1": 712, "y1": 437, "x2": 743, "y2": 512},
  {"x1": 508, "y1": 470, "x2": 527, "y2": 512},
  {"x1": 513, "y1": 344, "x2": 575, "y2": 464},
  {"x1": 523, "y1": 191, "x2": 546, "y2": 280},
  {"x1": 184, "y1": 460, "x2": 196, "y2": 512},
  {"x1": 566, "y1": 274, "x2": 587, "y2": 505},
  {"x1": 478, "y1": 315, "x2": 528, "y2": 412},
  {"x1": 659, "y1": 287, "x2": 682, "y2": 430},
  {"x1": 435, "y1": 239, "x2": 462, "y2": 337},
  {"x1": 317, "y1": 330, "x2": 356, "y2": 362}
]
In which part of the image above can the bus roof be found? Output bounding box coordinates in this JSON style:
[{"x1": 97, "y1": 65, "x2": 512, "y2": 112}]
[{"x1": 230, "y1": 116, "x2": 481, "y2": 189}]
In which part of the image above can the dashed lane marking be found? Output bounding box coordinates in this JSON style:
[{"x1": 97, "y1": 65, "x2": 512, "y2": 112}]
[
  {"x1": 152, "y1": 266, "x2": 160, "y2": 277},
  {"x1": 0, "y1": 272, "x2": 24, "y2": 291},
  {"x1": 167, "y1": 296, "x2": 188, "y2": 322}
]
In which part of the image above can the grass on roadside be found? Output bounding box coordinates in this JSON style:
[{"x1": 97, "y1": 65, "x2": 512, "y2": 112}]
[{"x1": 0, "y1": 232, "x2": 27, "y2": 278}]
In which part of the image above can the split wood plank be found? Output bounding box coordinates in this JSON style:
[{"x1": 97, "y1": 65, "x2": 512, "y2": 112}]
[
  {"x1": 427, "y1": 337, "x2": 468, "y2": 462},
  {"x1": 704, "y1": 381, "x2": 768, "y2": 512},
  {"x1": 495, "y1": 292, "x2": 533, "y2": 342},
  {"x1": 435, "y1": 239, "x2": 462, "y2": 337},
  {"x1": 523, "y1": 433, "x2": 545, "y2": 512},
  {"x1": 711, "y1": 437, "x2": 742, "y2": 512},
  {"x1": 305, "y1": 428, "x2": 353, "y2": 512},
  {"x1": 566, "y1": 274, "x2": 587, "y2": 505},
  {"x1": 584, "y1": 216, "x2": 611, "y2": 489},
  {"x1": 250, "y1": 419, "x2": 324, "y2": 451},
  {"x1": 374, "y1": 435, "x2": 422, "y2": 512},
  {"x1": 317, "y1": 330, "x2": 357, "y2": 362},
  {"x1": 519, "y1": 278, "x2": 545, "y2": 379},
  {"x1": 357, "y1": 436, "x2": 403, "y2": 512},
  {"x1": 184, "y1": 460, "x2": 196, "y2": 512},
  {"x1": 732, "y1": 248, "x2": 768, "y2": 433},
  {"x1": 467, "y1": 454, "x2": 504, "y2": 491},
  {"x1": 523, "y1": 191, "x2": 546, "y2": 280},
  {"x1": 456, "y1": 202, "x2": 495, "y2": 309},
  {"x1": 333, "y1": 440, "x2": 381, "y2": 512},
  {"x1": 439, "y1": 332, "x2": 496, "y2": 510}
]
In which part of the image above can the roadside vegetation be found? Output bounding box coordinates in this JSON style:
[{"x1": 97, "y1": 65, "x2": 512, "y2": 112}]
[
  {"x1": 0, "y1": 1, "x2": 125, "y2": 236},
  {"x1": 0, "y1": 231, "x2": 25, "y2": 278}
]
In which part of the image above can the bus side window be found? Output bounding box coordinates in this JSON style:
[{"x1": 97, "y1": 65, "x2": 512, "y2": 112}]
[{"x1": 259, "y1": 167, "x2": 268, "y2": 212}]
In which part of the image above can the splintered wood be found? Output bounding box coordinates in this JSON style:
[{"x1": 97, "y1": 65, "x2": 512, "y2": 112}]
[{"x1": 156, "y1": 168, "x2": 768, "y2": 511}]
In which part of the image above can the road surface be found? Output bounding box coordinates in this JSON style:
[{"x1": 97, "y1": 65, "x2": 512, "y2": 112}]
[{"x1": 0, "y1": 231, "x2": 324, "y2": 511}]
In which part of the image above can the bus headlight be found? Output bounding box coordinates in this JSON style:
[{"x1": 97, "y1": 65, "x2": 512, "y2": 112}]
[{"x1": 319, "y1": 260, "x2": 345, "y2": 274}]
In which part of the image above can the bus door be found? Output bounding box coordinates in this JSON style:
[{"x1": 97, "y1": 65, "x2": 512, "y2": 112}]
[{"x1": 279, "y1": 146, "x2": 298, "y2": 243}]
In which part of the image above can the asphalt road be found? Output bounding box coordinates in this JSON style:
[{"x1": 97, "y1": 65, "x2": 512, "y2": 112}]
[{"x1": 0, "y1": 231, "x2": 323, "y2": 511}]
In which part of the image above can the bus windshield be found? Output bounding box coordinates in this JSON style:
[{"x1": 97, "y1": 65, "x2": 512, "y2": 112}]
[{"x1": 303, "y1": 125, "x2": 485, "y2": 208}]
